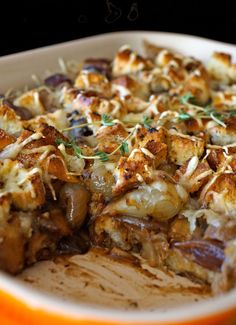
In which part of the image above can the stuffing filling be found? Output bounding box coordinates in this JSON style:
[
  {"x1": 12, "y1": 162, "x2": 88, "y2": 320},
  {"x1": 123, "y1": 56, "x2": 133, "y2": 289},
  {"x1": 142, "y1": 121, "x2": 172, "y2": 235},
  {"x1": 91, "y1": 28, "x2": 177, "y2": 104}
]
[{"x1": 1, "y1": 41, "x2": 236, "y2": 295}]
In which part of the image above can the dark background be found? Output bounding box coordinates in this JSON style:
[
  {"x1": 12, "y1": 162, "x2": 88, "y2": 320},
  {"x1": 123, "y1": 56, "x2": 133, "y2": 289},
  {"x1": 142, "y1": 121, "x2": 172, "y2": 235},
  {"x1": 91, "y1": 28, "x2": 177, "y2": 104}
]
[{"x1": 1, "y1": 0, "x2": 236, "y2": 56}]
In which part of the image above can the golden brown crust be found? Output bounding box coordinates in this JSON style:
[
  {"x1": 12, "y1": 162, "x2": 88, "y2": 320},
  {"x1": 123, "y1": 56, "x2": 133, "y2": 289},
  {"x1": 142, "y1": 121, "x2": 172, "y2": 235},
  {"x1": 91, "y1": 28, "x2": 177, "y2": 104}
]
[
  {"x1": 0, "y1": 129, "x2": 15, "y2": 150},
  {"x1": 168, "y1": 133, "x2": 205, "y2": 165},
  {"x1": 174, "y1": 159, "x2": 212, "y2": 193},
  {"x1": 1, "y1": 41, "x2": 236, "y2": 293},
  {"x1": 97, "y1": 124, "x2": 128, "y2": 154},
  {"x1": 112, "y1": 151, "x2": 153, "y2": 196}
]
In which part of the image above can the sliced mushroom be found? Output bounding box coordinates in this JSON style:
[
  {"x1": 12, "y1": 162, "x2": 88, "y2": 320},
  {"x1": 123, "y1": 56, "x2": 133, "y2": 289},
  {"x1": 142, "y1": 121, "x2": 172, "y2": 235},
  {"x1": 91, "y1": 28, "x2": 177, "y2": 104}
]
[{"x1": 60, "y1": 184, "x2": 90, "y2": 229}]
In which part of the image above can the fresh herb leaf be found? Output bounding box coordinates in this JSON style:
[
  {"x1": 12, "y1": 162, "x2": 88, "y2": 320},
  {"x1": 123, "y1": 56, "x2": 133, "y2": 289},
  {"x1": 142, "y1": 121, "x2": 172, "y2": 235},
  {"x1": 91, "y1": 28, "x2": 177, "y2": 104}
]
[
  {"x1": 55, "y1": 138, "x2": 73, "y2": 148},
  {"x1": 120, "y1": 141, "x2": 129, "y2": 155},
  {"x1": 56, "y1": 126, "x2": 136, "y2": 162},
  {"x1": 101, "y1": 114, "x2": 115, "y2": 126},
  {"x1": 95, "y1": 151, "x2": 109, "y2": 162},
  {"x1": 209, "y1": 112, "x2": 226, "y2": 127},
  {"x1": 205, "y1": 106, "x2": 224, "y2": 120},
  {"x1": 211, "y1": 111, "x2": 224, "y2": 120},
  {"x1": 180, "y1": 92, "x2": 196, "y2": 105},
  {"x1": 74, "y1": 146, "x2": 82, "y2": 156},
  {"x1": 55, "y1": 138, "x2": 63, "y2": 146},
  {"x1": 179, "y1": 110, "x2": 192, "y2": 121},
  {"x1": 143, "y1": 116, "x2": 153, "y2": 129}
]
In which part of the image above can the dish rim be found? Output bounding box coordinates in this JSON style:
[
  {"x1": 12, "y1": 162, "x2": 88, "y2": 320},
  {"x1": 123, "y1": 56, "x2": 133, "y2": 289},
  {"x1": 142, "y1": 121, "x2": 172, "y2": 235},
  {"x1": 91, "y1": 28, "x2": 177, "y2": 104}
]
[{"x1": 0, "y1": 30, "x2": 236, "y2": 323}]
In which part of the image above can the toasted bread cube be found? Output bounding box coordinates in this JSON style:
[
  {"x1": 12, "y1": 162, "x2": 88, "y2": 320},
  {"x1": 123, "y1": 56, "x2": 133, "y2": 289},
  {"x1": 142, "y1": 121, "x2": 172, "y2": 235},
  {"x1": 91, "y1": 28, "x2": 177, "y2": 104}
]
[
  {"x1": 97, "y1": 124, "x2": 128, "y2": 154},
  {"x1": 206, "y1": 117, "x2": 236, "y2": 145},
  {"x1": 0, "y1": 103, "x2": 23, "y2": 135},
  {"x1": 14, "y1": 89, "x2": 46, "y2": 116},
  {"x1": 0, "y1": 129, "x2": 15, "y2": 151},
  {"x1": 136, "y1": 126, "x2": 168, "y2": 167},
  {"x1": 75, "y1": 70, "x2": 111, "y2": 97},
  {"x1": 155, "y1": 49, "x2": 182, "y2": 68},
  {"x1": 23, "y1": 109, "x2": 69, "y2": 132},
  {"x1": 0, "y1": 159, "x2": 45, "y2": 210},
  {"x1": 168, "y1": 132, "x2": 205, "y2": 165},
  {"x1": 208, "y1": 52, "x2": 231, "y2": 84},
  {"x1": 201, "y1": 173, "x2": 236, "y2": 217},
  {"x1": 113, "y1": 150, "x2": 153, "y2": 196},
  {"x1": 112, "y1": 47, "x2": 152, "y2": 76},
  {"x1": 174, "y1": 157, "x2": 212, "y2": 192},
  {"x1": 112, "y1": 75, "x2": 149, "y2": 100},
  {"x1": 182, "y1": 71, "x2": 210, "y2": 105},
  {"x1": 17, "y1": 126, "x2": 79, "y2": 183}
]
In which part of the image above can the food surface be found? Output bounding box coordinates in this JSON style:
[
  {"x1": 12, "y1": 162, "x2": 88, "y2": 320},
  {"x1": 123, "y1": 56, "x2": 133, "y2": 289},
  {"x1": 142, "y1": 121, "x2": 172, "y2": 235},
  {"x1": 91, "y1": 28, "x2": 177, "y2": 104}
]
[{"x1": 1, "y1": 41, "x2": 236, "y2": 295}]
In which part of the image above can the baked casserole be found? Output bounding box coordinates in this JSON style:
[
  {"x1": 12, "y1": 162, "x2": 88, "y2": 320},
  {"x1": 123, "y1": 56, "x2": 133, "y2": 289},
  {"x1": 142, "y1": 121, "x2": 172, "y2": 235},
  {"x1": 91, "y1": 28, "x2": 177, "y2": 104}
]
[{"x1": 0, "y1": 40, "x2": 236, "y2": 295}]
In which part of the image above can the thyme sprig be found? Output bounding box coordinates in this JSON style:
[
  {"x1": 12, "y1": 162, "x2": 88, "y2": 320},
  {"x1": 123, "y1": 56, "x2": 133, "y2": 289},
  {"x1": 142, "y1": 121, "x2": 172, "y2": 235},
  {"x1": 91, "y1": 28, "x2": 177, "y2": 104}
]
[
  {"x1": 180, "y1": 92, "x2": 196, "y2": 105},
  {"x1": 179, "y1": 92, "x2": 236, "y2": 127},
  {"x1": 55, "y1": 138, "x2": 109, "y2": 161},
  {"x1": 62, "y1": 114, "x2": 154, "y2": 132},
  {"x1": 101, "y1": 114, "x2": 115, "y2": 126},
  {"x1": 56, "y1": 126, "x2": 136, "y2": 162},
  {"x1": 178, "y1": 110, "x2": 192, "y2": 121},
  {"x1": 62, "y1": 113, "x2": 115, "y2": 132},
  {"x1": 62, "y1": 121, "x2": 100, "y2": 132},
  {"x1": 143, "y1": 115, "x2": 153, "y2": 129}
]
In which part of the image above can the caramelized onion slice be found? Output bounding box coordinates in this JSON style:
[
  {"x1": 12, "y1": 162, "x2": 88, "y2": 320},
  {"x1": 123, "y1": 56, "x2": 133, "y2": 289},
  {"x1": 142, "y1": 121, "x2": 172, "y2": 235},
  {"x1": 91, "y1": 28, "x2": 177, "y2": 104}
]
[
  {"x1": 115, "y1": 215, "x2": 168, "y2": 233},
  {"x1": 4, "y1": 99, "x2": 33, "y2": 120},
  {"x1": 173, "y1": 240, "x2": 225, "y2": 272},
  {"x1": 60, "y1": 184, "x2": 90, "y2": 229},
  {"x1": 44, "y1": 73, "x2": 72, "y2": 87}
]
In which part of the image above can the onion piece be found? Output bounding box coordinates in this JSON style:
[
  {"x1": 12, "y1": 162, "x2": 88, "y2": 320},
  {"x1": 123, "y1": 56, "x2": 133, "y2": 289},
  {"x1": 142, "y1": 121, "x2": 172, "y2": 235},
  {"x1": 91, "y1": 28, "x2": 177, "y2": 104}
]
[
  {"x1": 173, "y1": 240, "x2": 225, "y2": 272},
  {"x1": 59, "y1": 184, "x2": 90, "y2": 229}
]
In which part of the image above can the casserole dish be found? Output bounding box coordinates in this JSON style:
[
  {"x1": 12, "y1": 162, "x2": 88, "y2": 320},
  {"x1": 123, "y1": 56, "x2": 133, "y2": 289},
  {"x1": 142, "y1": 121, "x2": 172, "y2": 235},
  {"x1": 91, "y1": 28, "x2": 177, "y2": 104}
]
[{"x1": 0, "y1": 31, "x2": 236, "y2": 325}]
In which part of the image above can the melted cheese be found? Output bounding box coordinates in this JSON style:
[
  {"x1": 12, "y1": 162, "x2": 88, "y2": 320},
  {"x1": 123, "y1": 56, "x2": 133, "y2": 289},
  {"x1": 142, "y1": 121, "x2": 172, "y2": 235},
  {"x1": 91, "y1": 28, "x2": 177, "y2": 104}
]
[
  {"x1": 181, "y1": 208, "x2": 223, "y2": 233},
  {"x1": 14, "y1": 89, "x2": 45, "y2": 116},
  {"x1": 0, "y1": 133, "x2": 42, "y2": 160},
  {"x1": 0, "y1": 104, "x2": 23, "y2": 135},
  {"x1": 184, "y1": 156, "x2": 199, "y2": 178},
  {"x1": 58, "y1": 143, "x2": 85, "y2": 174},
  {"x1": 0, "y1": 159, "x2": 42, "y2": 202}
]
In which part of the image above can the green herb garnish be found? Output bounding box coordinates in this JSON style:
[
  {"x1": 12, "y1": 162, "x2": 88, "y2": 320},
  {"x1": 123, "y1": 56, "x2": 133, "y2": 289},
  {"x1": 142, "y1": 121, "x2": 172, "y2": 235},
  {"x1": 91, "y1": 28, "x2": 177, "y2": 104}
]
[
  {"x1": 94, "y1": 151, "x2": 109, "y2": 162},
  {"x1": 179, "y1": 110, "x2": 192, "y2": 121},
  {"x1": 119, "y1": 141, "x2": 129, "y2": 155},
  {"x1": 61, "y1": 114, "x2": 116, "y2": 133},
  {"x1": 55, "y1": 138, "x2": 73, "y2": 147},
  {"x1": 56, "y1": 138, "x2": 108, "y2": 162},
  {"x1": 56, "y1": 125, "x2": 135, "y2": 162},
  {"x1": 180, "y1": 92, "x2": 196, "y2": 105},
  {"x1": 143, "y1": 116, "x2": 153, "y2": 129},
  {"x1": 101, "y1": 114, "x2": 115, "y2": 126},
  {"x1": 203, "y1": 106, "x2": 226, "y2": 127}
]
